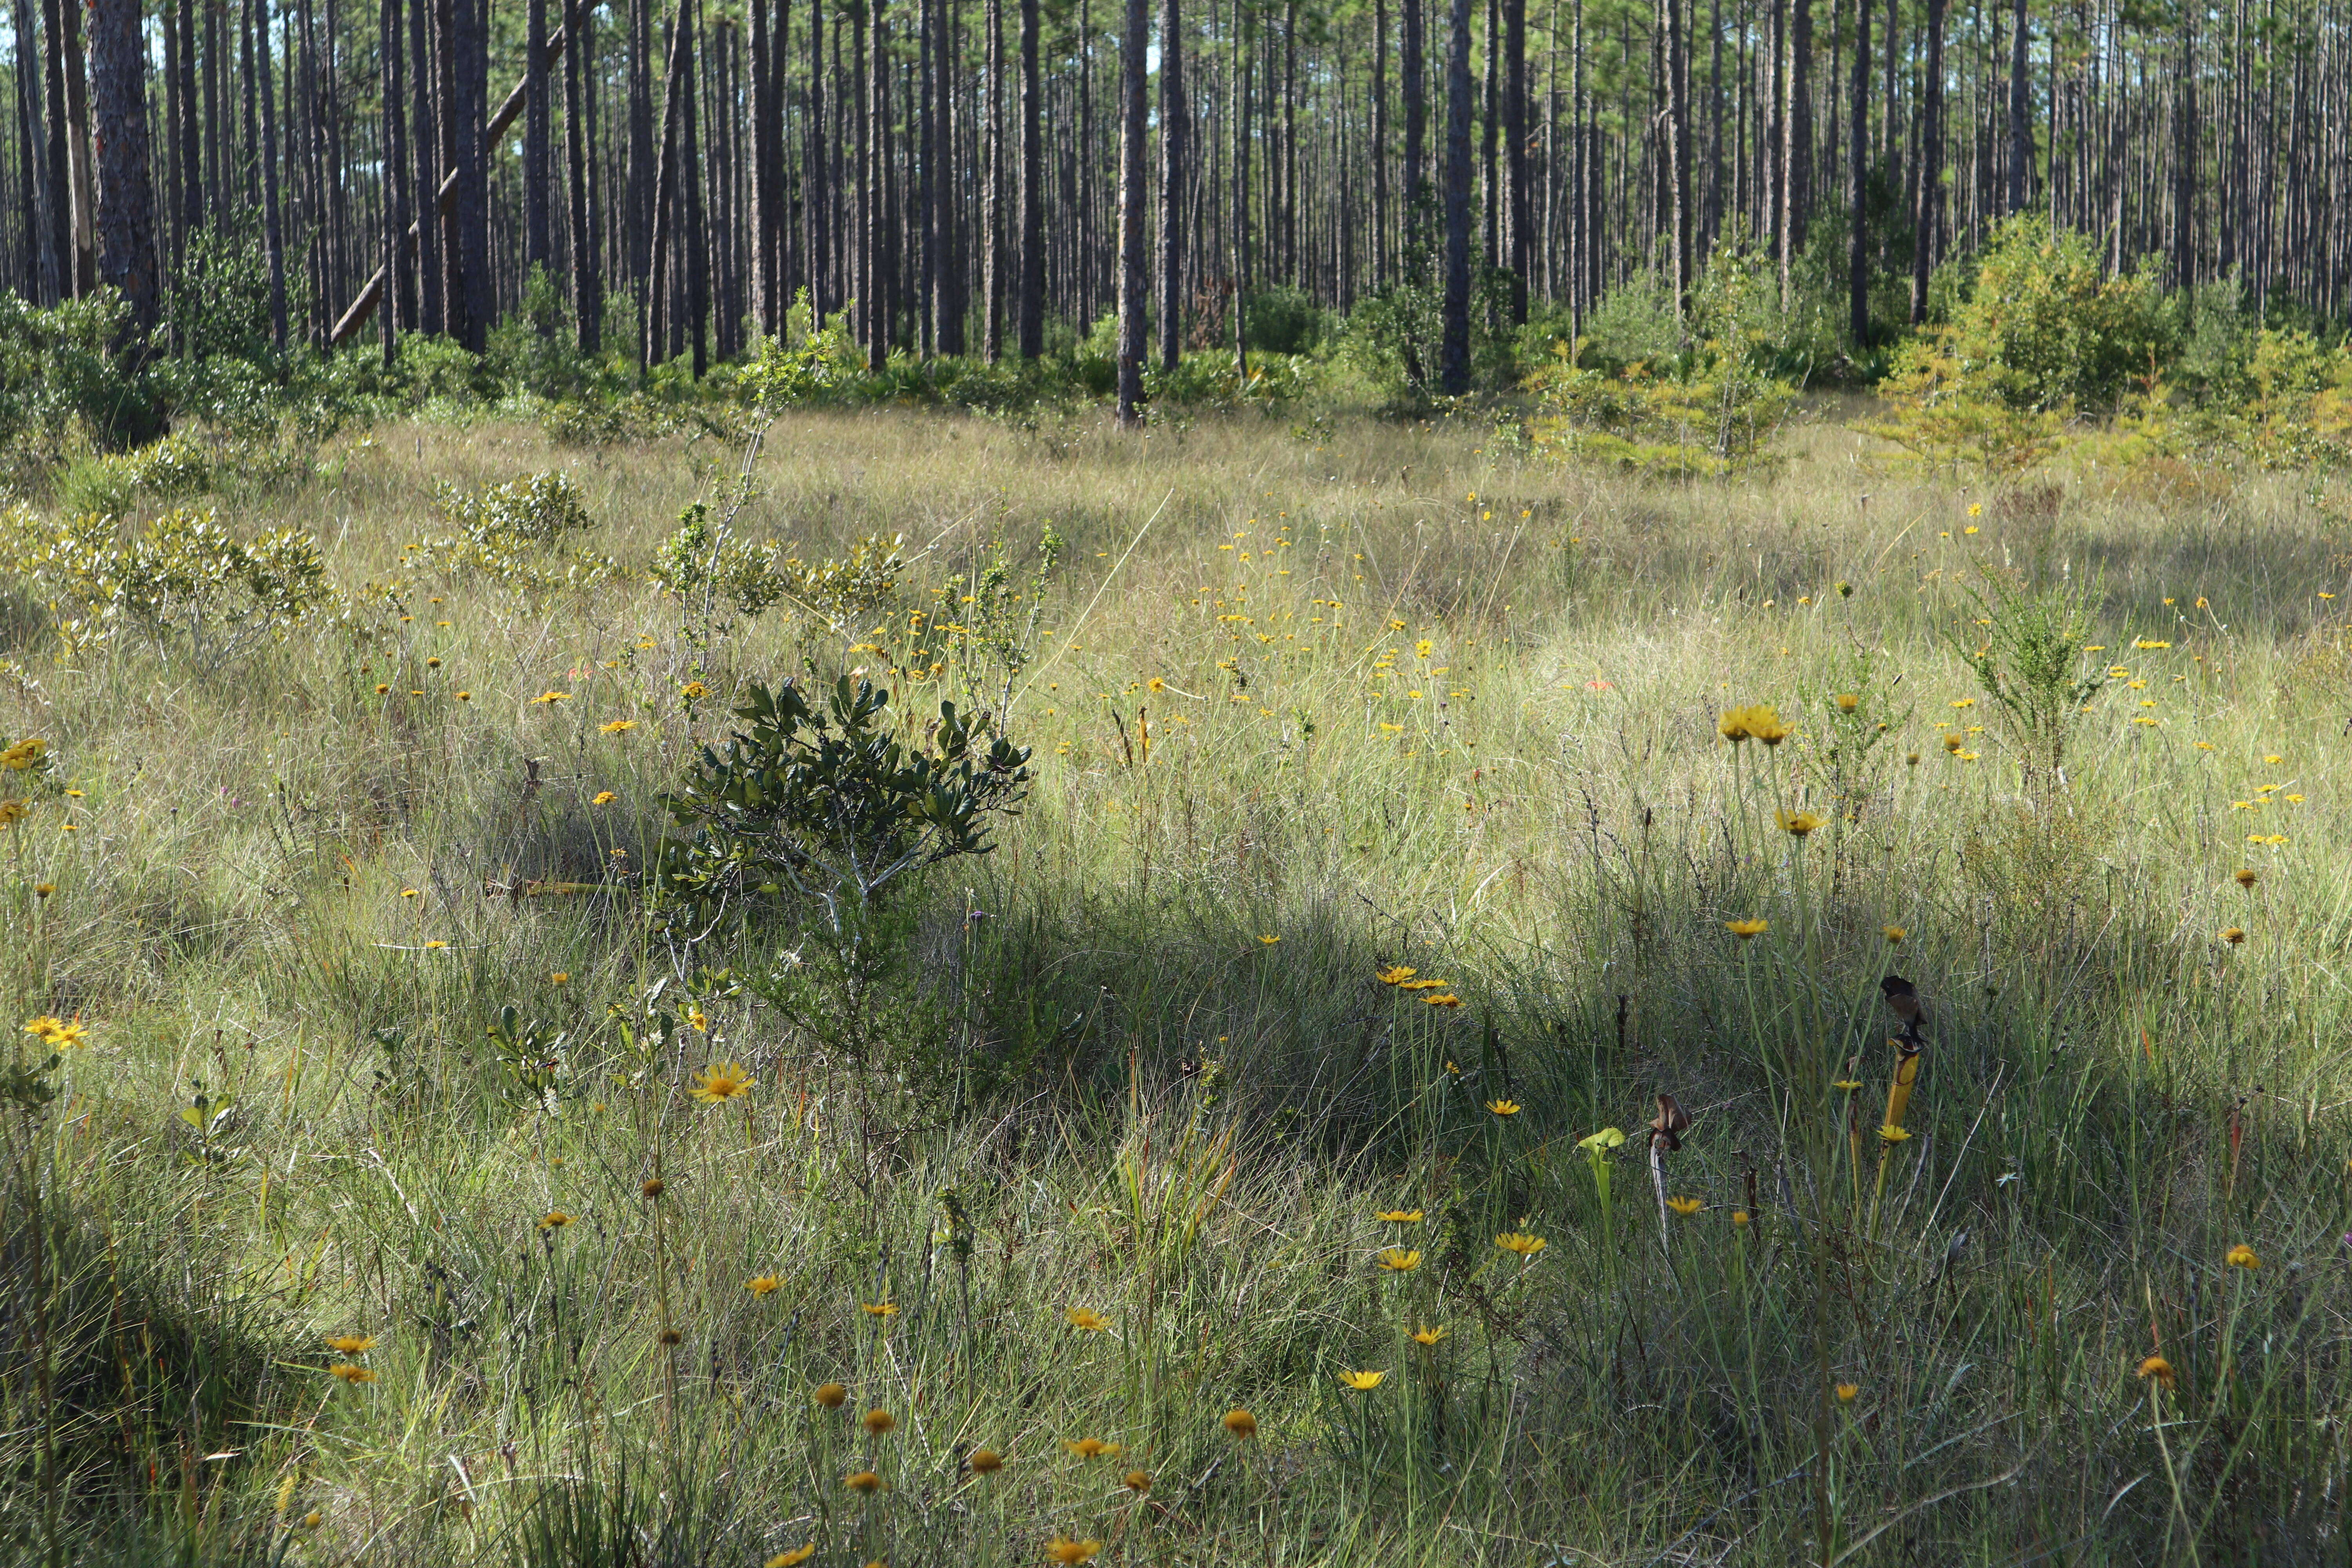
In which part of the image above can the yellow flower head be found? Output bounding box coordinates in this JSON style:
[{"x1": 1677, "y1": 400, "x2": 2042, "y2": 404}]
[
  {"x1": 2234, "y1": 868, "x2": 2258, "y2": 889},
  {"x1": 601, "y1": 720, "x2": 639, "y2": 734},
  {"x1": 1777, "y1": 810, "x2": 1824, "y2": 837},
  {"x1": 681, "y1": 681, "x2": 709, "y2": 701},
  {"x1": 859, "y1": 1302, "x2": 898, "y2": 1318},
  {"x1": 0, "y1": 737, "x2": 48, "y2": 769},
  {"x1": 1123, "y1": 1469, "x2": 1152, "y2": 1492},
  {"x1": 1061, "y1": 1437, "x2": 1120, "y2": 1460},
  {"x1": 534, "y1": 690, "x2": 572, "y2": 705},
  {"x1": 538, "y1": 1210, "x2": 574, "y2": 1230},
  {"x1": 689, "y1": 1062, "x2": 753, "y2": 1103},
  {"x1": 2221, "y1": 927, "x2": 2247, "y2": 946},
  {"x1": 1718, "y1": 704, "x2": 1792, "y2": 745},
  {"x1": 863, "y1": 1408, "x2": 896, "y2": 1436},
  {"x1": 1882, "y1": 925, "x2": 1907, "y2": 943},
  {"x1": 1725, "y1": 918, "x2": 1768, "y2": 939},
  {"x1": 1258, "y1": 934, "x2": 1280, "y2": 946},
  {"x1": 2225, "y1": 1243, "x2": 2259, "y2": 1270},
  {"x1": 1375, "y1": 965, "x2": 1418, "y2": 985},
  {"x1": 2137, "y1": 1355, "x2": 2176, "y2": 1390},
  {"x1": 768, "y1": 1548, "x2": 818, "y2": 1568},
  {"x1": 815, "y1": 1382, "x2": 850, "y2": 1408},
  {"x1": 967, "y1": 1448, "x2": 1005, "y2": 1474},
  {"x1": 1967, "y1": 502, "x2": 1983, "y2": 517},
  {"x1": 1731, "y1": 1210, "x2": 1751, "y2": 1227},
  {"x1": 1423, "y1": 993, "x2": 1462, "y2": 1007},
  {"x1": 1835, "y1": 693, "x2": 1860, "y2": 713},
  {"x1": 1495, "y1": 1232, "x2": 1548, "y2": 1257},
  {"x1": 1046, "y1": 1539, "x2": 1103, "y2": 1565},
  {"x1": 1835, "y1": 1383, "x2": 1859, "y2": 1404},
  {"x1": 22, "y1": 1015, "x2": 65, "y2": 1044},
  {"x1": 325, "y1": 1335, "x2": 377, "y2": 1356},
  {"x1": 844, "y1": 1470, "x2": 883, "y2": 1494},
  {"x1": 1065, "y1": 1307, "x2": 1113, "y2": 1332},
  {"x1": 1666, "y1": 1196, "x2": 1703, "y2": 1217},
  {"x1": 1878, "y1": 1124, "x2": 1912, "y2": 1145},
  {"x1": 746, "y1": 1275, "x2": 782, "y2": 1297},
  {"x1": 329, "y1": 1363, "x2": 377, "y2": 1384},
  {"x1": 1376, "y1": 1248, "x2": 1423, "y2": 1272},
  {"x1": 593, "y1": 791, "x2": 617, "y2": 805},
  {"x1": 1410, "y1": 1325, "x2": 1448, "y2": 1345},
  {"x1": 1377, "y1": 1209, "x2": 1425, "y2": 1224},
  {"x1": 1221, "y1": 1408, "x2": 1258, "y2": 1439},
  {"x1": 1337, "y1": 1370, "x2": 1386, "y2": 1390},
  {"x1": 1485, "y1": 1098, "x2": 1521, "y2": 1117}
]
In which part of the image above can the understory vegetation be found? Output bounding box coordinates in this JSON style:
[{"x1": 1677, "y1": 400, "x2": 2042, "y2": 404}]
[{"x1": 2, "y1": 239, "x2": 2351, "y2": 1567}]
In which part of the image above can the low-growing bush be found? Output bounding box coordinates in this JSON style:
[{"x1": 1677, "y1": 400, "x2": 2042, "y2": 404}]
[{"x1": 3, "y1": 503, "x2": 335, "y2": 665}]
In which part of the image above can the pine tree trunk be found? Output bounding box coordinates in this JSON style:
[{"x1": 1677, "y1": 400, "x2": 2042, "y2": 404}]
[
  {"x1": 648, "y1": 0, "x2": 687, "y2": 359},
  {"x1": 258, "y1": 0, "x2": 287, "y2": 345},
  {"x1": 806, "y1": 0, "x2": 828, "y2": 316},
  {"x1": 1156, "y1": 0, "x2": 1182, "y2": 368},
  {"x1": 1370, "y1": 0, "x2": 1387, "y2": 285},
  {"x1": 1439, "y1": 0, "x2": 1470, "y2": 390},
  {"x1": 40, "y1": 0, "x2": 77, "y2": 293},
  {"x1": 1847, "y1": 0, "x2": 1867, "y2": 344},
  {"x1": 566, "y1": 0, "x2": 602, "y2": 348},
  {"x1": 1229, "y1": 0, "x2": 1247, "y2": 374},
  {"x1": 1910, "y1": 0, "x2": 1942, "y2": 321},
  {"x1": 628, "y1": 0, "x2": 656, "y2": 339},
  {"x1": 1503, "y1": 0, "x2": 1526, "y2": 320},
  {"x1": 982, "y1": 0, "x2": 1002, "y2": 358},
  {"x1": 1664, "y1": 0, "x2": 1689, "y2": 307},
  {"x1": 2006, "y1": 0, "x2": 2027, "y2": 216},
  {"x1": 1016, "y1": 0, "x2": 1041, "y2": 355},
  {"x1": 1779, "y1": 0, "x2": 1808, "y2": 302},
  {"x1": 89, "y1": 0, "x2": 159, "y2": 334},
  {"x1": 382, "y1": 0, "x2": 408, "y2": 358},
  {"x1": 1114, "y1": 0, "x2": 1145, "y2": 420},
  {"x1": 684, "y1": 0, "x2": 706, "y2": 373},
  {"x1": 59, "y1": 0, "x2": 91, "y2": 293},
  {"x1": 527, "y1": 0, "x2": 552, "y2": 278},
  {"x1": 1400, "y1": 0, "x2": 1423, "y2": 255}
]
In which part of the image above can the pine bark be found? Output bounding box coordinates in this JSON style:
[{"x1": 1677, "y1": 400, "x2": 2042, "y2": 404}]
[
  {"x1": 1156, "y1": 0, "x2": 1183, "y2": 368},
  {"x1": 1439, "y1": 0, "x2": 1470, "y2": 391},
  {"x1": 1115, "y1": 0, "x2": 1145, "y2": 419},
  {"x1": 527, "y1": 0, "x2": 552, "y2": 277},
  {"x1": 1017, "y1": 0, "x2": 1042, "y2": 356},
  {"x1": 89, "y1": 0, "x2": 159, "y2": 333}
]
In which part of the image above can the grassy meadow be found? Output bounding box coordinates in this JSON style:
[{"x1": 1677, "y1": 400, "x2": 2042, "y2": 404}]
[{"x1": 4, "y1": 401, "x2": 2350, "y2": 1566}]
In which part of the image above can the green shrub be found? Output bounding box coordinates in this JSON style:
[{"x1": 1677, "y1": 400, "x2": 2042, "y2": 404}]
[
  {"x1": 407, "y1": 471, "x2": 612, "y2": 599},
  {"x1": 1874, "y1": 217, "x2": 2174, "y2": 472},
  {"x1": 4, "y1": 504, "x2": 335, "y2": 666}
]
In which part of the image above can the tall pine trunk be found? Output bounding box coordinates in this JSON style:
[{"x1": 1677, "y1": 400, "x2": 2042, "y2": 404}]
[
  {"x1": 1910, "y1": 0, "x2": 1942, "y2": 321},
  {"x1": 89, "y1": 0, "x2": 159, "y2": 334},
  {"x1": 258, "y1": 0, "x2": 287, "y2": 345},
  {"x1": 1438, "y1": 0, "x2": 1470, "y2": 391},
  {"x1": 1016, "y1": 0, "x2": 1041, "y2": 356},
  {"x1": 1847, "y1": 0, "x2": 1867, "y2": 345},
  {"x1": 1114, "y1": 0, "x2": 1145, "y2": 420},
  {"x1": 526, "y1": 0, "x2": 552, "y2": 282},
  {"x1": 382, "y1": 0, "x2": 409, "y2": 360},
  {"x1": 1156, "y1": 0, "x2": 1182, "y2": 368},
  {"x1": 1503, "y1": 0, "x2": 1526, "y2": 321}
]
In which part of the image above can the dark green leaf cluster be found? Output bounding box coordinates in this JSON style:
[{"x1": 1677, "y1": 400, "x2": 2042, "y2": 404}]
[{"x1": 654, "y1": 675, "x2": 1032, "y2": 940}]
